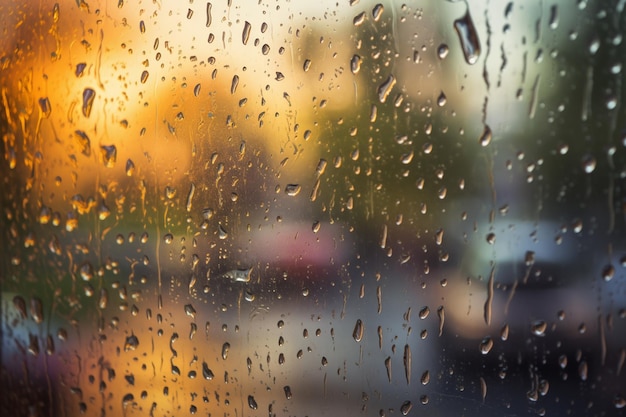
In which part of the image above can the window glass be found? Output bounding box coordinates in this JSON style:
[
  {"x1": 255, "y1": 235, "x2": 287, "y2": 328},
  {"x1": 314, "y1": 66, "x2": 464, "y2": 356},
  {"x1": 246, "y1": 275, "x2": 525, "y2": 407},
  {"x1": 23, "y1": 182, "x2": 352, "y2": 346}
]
[{"x1": 2, "y1": 1, "x2": 625, "y2": 416}]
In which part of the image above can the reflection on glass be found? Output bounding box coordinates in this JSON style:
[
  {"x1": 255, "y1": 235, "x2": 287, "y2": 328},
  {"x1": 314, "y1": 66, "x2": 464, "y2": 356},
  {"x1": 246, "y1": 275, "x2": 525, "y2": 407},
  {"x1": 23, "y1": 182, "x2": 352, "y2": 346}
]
[{"x1": 1, "y1": 1, "x2": 625, "y2": 416}]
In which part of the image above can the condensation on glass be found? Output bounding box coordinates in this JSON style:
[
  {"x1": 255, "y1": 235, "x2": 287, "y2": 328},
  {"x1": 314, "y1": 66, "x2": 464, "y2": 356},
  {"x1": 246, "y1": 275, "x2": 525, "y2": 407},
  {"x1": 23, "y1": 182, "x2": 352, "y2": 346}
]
[{"x1": 1, "y1": 1, "x2": 625, "y2": 416}]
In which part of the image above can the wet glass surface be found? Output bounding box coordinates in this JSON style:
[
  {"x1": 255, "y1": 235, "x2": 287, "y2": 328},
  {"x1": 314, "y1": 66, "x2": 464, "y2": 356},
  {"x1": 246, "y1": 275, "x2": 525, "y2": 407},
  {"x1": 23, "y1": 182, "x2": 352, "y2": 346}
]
[{"x1": 1, "y1": 1, "x2": 626, "y2": 416}]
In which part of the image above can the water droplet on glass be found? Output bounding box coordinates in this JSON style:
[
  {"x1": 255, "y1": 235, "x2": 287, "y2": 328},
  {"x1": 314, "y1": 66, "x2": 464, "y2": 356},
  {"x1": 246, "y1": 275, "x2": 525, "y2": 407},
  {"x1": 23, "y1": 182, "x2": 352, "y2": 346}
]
[
  {"x1": 247, "y1": 395, "x2": 258, "y2": 410},
  {"x1": 353, "y1": 11, "x2": 366, "y2": 26},
  {"x1": 140, "y1": 70, "x2": 149, "y2": 84},
  {"x1": 231, "y1": 75, "x2": 239, "y2": 94},
  {"x1": 285, "y1": 184, "x2": 301, "y2": 196},
  {"x1": 283, "y1": 385, "x2": 292, "y2": 400},
  {"x1": 403, "y1": 344, "x2": 411, "y2": 384},
  {"x1": 372, "y1": 4, "x2": 384, "y2": 22},
  {"x1": 221, "y1": 342, "x2": 230, "y2": 360},
  {"x1": 124, "y1": 334, "x2": 139, "y2": 351},
  {"x1": 353, "y1": 319, "x2": 364, "y2": 342},
  {"x1": 223, "y1": 268, "x2": 252, "y2": 283},
  {"x1": 602, "y1": 264, "x2": 615, "y2": 281},
  {"x1": 303, "y1": 59, "x2": 311, "y2": 72},
  {"x1": 100, "y1": 145, "x2": 117, "y2": 168},
  {"x1": 437, "y1": 91, "x2": 447, "y2": 107},
  {"x1": 125, "y1": 159, "x2": 135, "y2": 176},
  {"x1": 202, "y1": 362, "x2": 214, "y2": 380},
  {"x1": 184, "y1": 304, "x2": 196, "y2": 319},
  {"x1": 194, "y1": 83, "x2": 201, "y2": 97},
  {"x1": 218, "y1": 224, "x2": 228, "y2": 239},
  {"x1": 486, "y1": 233, "x2": 496, "y2": 244},
  {"x1": 578, "y1": 361, "x2": 588, "y2": 381},
  {"x1": 437, "y1": 44, "x2": 449, "y2": 60},
  {"x1": 479, "y1": 337, "x2": 493, "y2": 354},
  {"x1": 421, "y1": 370, "x2": 430, "y2": 385},
  {"x1": 82, "y1": 88, "x2": 95, "y2": 117},
  {"x1": 350, "y1": 54, "x2": 362, "y2": 74},
  {"x1": 479, "y1": 125, "x2": 492, "y2": 146},
  {"x1": 39, "y1": 97, "x2": 51, "y2": 118},
  {"x1": 242, "y1": 21, "x2": 252, "y2": 45},
  {"x1": 531, "y1": 320, "x2": 547, "y2": 336},
  {"x1": 400, "y1": 400, "x2": 413, "y2": 416},
  {"x1": 377, "y1": 75, "x2": 396, "y2": 103},
  {"x1": 581, "y1": 154, "x2": 596, "y2": 173},
  {"x1": 454, "y1": 8, "x2": 481, "y2": 65}
]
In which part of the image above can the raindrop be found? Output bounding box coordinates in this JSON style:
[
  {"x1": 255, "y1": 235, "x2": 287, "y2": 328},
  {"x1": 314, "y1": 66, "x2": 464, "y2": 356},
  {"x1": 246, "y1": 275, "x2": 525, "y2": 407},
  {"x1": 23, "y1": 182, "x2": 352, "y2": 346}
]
[
  {"x1": 377, "y1": 75, "x2": 396, "y2": 103},
  {"x1": 285, "y1": 184, "x2": 301, "y2": 196},
  {"x1": 184, "y1": 304, "x2": 196, "y2": 319},
  {"x1": 479, "y1": 337, "x2": 493, "y2": 354},
  {"x1": 194, "y1": 83, "x2": 201, "y2": 97},
  {"x1": 437, "y1": 91, "x2": 447, "y2": 107},
  {"x1": 242, "y1": 21, "x2": 252, "y2": 45},
  {"x1": 124, "y1": 334, "x2": 139, "y2": 351},
  {"x1": 400, "y1": 400, "x2": 413, "y2": 416},
  {"x1": 100, "y1": 145, "x2": 117, "y2": 167},
  {"x1": 223, "y1": 268, "x2": 252, "y2": 282},
  {"x1": 582, "y1": 154, "x2": 596, "y2": 173},
  {"x1": 140, "y1": 70, "x2": 149, "y2": 83},
  {"x1": 353, "y1": 319, "x2": 364, "y2": 342},
  {"x1": 372, "y1": 4, "x2": 384, "y2": 22},
  {"x1": 350, "y1": 55, "x2": 362, "y2": 74},
  {"x1": 247, "y1": 395, "x2": 258, "y2": 410},
  {"x1": 403, "y1": 344, "x2": 411, "y2": 384},
  {"x1": 231, "y1": 75, "x2": 239, "y2": 94},
  {"x1": 486, "y1": 233, "x2": 496, "y2": 244},
  {"x1": 30, "y1": 298, "x2": 44, "y2": 324},
  {"x1": 479, "y1": 125, "x2": 492, "y2": 146},
  {"x1": 75, "y1": 63, "x2": 86, "y2": 77},
  {"x1": 353, "y1": 12, "x2": 366, "y2": 26},
  {"x1": 39, "y1": 97, "x2": 51, "y2": 118},
  {"x1": 437, "y1": 44, "x2": 449, "y2": 59},
  {"x1": 602, "y1": 264, "x2": 615, "y2": 281},
  {"x1": 125, "y1": 159, "x2": 135, "y2": 176},
  {"x1": 454, "y1": 8, "x2": 481, "y2": 65},
  {"x1": 303, "y1": 59, "x2": 311, "y2": 72},
  {"x1": 79, "y1": 262, "x2": 94, "y2": 281},
  {"x1": 222, "y1": 342, "x2": 230, "y2": 360},
  {"x1": 500, "y1": 324, "x2": 509, "y2": 341},
  {"x1": 421, "y1": 370, "x2": 430, "y2": 385},
  {"x1": 202, "y1": 362, "x2": 214, "y2": 380},
  {"x1": 82, "y1": 88, "x2": 95, "y2": 117},
  {"x1": 218, "y1": 224, "x2": 228, "y2": 239},
  {"x1": 284, "y1": 385, "x2": 292, "y2": 400},
  {"x1": 531, "y1": 320, "x2": 547, "y2": 336}
]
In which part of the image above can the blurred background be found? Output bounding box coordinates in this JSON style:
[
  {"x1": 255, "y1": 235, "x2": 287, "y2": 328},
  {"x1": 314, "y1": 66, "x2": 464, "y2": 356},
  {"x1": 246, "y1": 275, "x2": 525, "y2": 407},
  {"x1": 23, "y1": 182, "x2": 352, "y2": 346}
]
[{"x1": 1, "y1": 0, "x2": 626, "y2": 416}]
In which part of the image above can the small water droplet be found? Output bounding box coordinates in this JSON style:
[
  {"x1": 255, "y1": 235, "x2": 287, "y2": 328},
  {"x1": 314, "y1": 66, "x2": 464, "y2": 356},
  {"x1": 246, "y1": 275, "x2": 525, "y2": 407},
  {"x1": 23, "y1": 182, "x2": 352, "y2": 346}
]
[
  {"x1": 140, "y1": 70, "x2": 149, "y2": 83},
  {"x1": 486, "y1": 233, "x2": 496, "y2": 244},
  {"x1": 39, "y1": 97, "x2": 51, "y2": 118},
  {"x1": 582, "y1": 154, "x2": 596, "y2": 173},
  {"x1": 437, "y1": 44, "x2": 449, "y2": 59},
  {"x1": 13, "y1": 296, "x2": 27, "y2": 318},
  {"x1": 222, "y1": 342, "x2": 230, "y2": 360},
  {"x1": 285, "y1": 184, "x2": 301, "y2": 196},
  {"x1": 125, "y1": 159, "x2": 135, "y2": 176},
  {"x1": 100, "y1": 145, "x2": 117, "y2": 167},
  {"x1": 353, "y1": 319, "x2": 364, "y2": 342},
  {"x1": 531, "y1": 320, "x2": 547, "y2": 336},
  {"x1": 82, "y1": 88, "x2": 96, "y2": 117},
  {"x1": 283, "y1": 385, "x2": 292, "y2": 400},
  {"x1": 184, "y1": 304, "x2": 196, "y2": 319},
  {"x1": 602, "y1": 264, "x2": 615, "y2": 281},
  {"x1": 479, "y1": 125, "x2": 492, "y2": 146}
]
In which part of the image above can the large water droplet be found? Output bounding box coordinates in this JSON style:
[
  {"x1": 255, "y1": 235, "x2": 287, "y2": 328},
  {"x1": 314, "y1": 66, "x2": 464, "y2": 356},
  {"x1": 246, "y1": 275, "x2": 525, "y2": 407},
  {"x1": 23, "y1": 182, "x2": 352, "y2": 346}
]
[{"x1": 454, "y1": 8, "x2": 481, "y2": 65}]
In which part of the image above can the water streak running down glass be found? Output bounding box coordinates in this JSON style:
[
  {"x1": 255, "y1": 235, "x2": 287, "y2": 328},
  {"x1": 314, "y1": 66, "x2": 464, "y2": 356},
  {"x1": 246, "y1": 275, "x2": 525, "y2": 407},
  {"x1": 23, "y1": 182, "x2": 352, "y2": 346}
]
[{"x1": 1, "y1": 1, "x2": 626, "y2": 416}]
